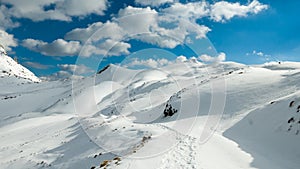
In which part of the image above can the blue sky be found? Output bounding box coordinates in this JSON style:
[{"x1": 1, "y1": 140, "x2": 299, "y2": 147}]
[{"x1": 0, "y1": 0, "x2": 299, "y2": 78}]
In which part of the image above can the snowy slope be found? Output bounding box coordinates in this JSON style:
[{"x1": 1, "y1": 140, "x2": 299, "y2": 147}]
[
  {"x1": 0, "y1": 61, "x2": 300, "y2": 169},
  {"x1": 224, "y1": 92, "x2": 300, "y2": 169},
  {"x1": 0, "y1": 46, "x2": 40, "y2": 83}
]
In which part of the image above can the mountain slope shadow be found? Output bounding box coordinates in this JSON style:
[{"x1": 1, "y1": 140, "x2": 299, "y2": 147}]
[{"x1": 44, "y1": 122, "x2": 115, "y2": 169}]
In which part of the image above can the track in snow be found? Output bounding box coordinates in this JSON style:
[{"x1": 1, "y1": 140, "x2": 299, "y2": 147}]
[{"x1": 154, "y1": 124, "x2": 199, "y2": 169}]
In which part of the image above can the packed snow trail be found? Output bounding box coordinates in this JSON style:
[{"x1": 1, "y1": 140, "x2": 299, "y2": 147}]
[
  {"x1": 157, "y1": 134, "x2": 198, "y2": 169},
  {"x1": 117, "y1": 121, "x2": 257, "y2": 169}
]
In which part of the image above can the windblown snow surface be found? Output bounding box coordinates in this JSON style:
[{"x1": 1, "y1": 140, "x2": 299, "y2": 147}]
[{"x1": 0, "y1": 58, "x2": 300, "y2": 169}]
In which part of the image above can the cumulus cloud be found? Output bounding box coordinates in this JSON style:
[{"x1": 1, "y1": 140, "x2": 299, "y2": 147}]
[
  {"x1": 62, "y1": 0, "x2": 267, "y2": 56},
  {"x1": 0, "y1": 0, "x2": 267, "y2": 25},
  {"x1": 210, "y1": 0, "x2": 268, "y2": 22},
  {"x1": 135, "y1": 0, "x2": 174, "y2": 7},
  {"x1": 1, "y1": 0, "x2": 108, "y2": 22},
  {"x1": 117, "y1": 6, "x2": 187, "y2": 48},
  {"x1": 64, "y1": 21, "x2": 131, "y2": 57},
  {"x1": 125, "y1": 58, "x2": 171, "y2": 68},
  {"x1": 22, "y1": 39, "x2": 81, "y2": 57},
  {"x1": 64, "y1": 6, "x2": 159, "y2": 45},
  {"x1": 57, "y1": 0, "x2": 107, "y2": 17},
  {"x1": 163, "y1": 1, "x2": 209, "y2": 20},
  {"x1": 125, "y1": 55, "x2": 204, "y2": 68},
  {"x1": 199, "y1": 52, "x2": 226, "y2": 63},
  {"x1": 189, "y1": 56, "x2": 199, "y2": 63},
  {"x1": 176, "y1": 55, "x2": 203, "y2": 64},
  {"x1": 176, "y1": 55, "x2": 188, "y2": 62},
  {"x1": 23, "y1": 34, "x2": 131, "y2": 58},
  {"x1": 0, "y1": 30, "x2": 18, "y2": 52},
  {"x1": 77, "y1": 44, "x2": 98, "y2": 57},
  {"x1": 65, "y1": 6, "x2": 177, "y2": 53},
  {"x1": 41, "y1": 64, "x2": 93, "y2": 81},
  {"x1": 79, "y1": 39, "x2": 131, "y2": 57},
  {"x1": 64, "y1": 5, "x2": 210, "y2": 53},
  {"x1": 23, "y1": 61, "x2": 53, "y2": 70},
  {"x1": 40, "y1": 71, "x2": 73, "y2": 81},
  {"x1": 98, "y1": 39, "x2": 131, "y2": 56},
  {"x1": 117, "y1": 6, "x2": 158, "y2": 34},
  {"x1": 58, "y1": 64, "x2": 93, "y2": 75},
  {"x1": 0, "y1": 5, "x2": 20, "y2": 30},
  {"x1": 19, "y1": 1, "x2": 267, "y2": 58},
  {"x1": 135, "y1": 33, "x2": 181, "y2": 48},
  {"x1": 65, "y1": 21, "x2": 125, "y2": 42},
  {"x1": 162, "y1": 1, "x2": 267, "y2": 25},
  {"x1": 64, "y1": 22, "x2": 104, "y2": 42}
]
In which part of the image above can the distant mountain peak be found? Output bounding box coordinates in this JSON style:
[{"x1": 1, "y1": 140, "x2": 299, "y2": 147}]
[
  {"x1": 97, "y1": 64, "x2": 111, "y2": 74},
  {"x1": 0, "y1": 48, "x2": 41, "y2": 83}
]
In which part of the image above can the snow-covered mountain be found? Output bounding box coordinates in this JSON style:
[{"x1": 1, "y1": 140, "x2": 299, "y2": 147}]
[
  {"x1": 0, "y1": 45, "x2": 40, "y2": 83},
  {"x1": 0, "y1": 60, "x2": 299, "y2": 169}
]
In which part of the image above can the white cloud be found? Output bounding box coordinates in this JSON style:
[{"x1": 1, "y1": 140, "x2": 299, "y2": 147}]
[
  {"x1": 135, "y1": 0, "x2": 174, "y2": 7},
  {"x1": 163, "y1": 2, "x2": 209, "y2": 20},
  {"x1": 66, "y1": 7, "x2": 158, "y2": 43},
  {"x1": 65, "y1": 6, "x2": 175, "y2": 52},
  {"x1": 58, "y1": 64, "x2": 93, "y2": 75},
  {"x1": 57, "y1": 0, "x2": 107, "y2": 16},
  {"x1": 118, "y1": 5, "x2": 211, "y2": 42},
  {"x1": 176, "y1": 55, "x2": 188, "y2": 62},
  {"x1": 126, "y1": 58, "x2": 171, "y2": 68},
  {"x1": 0, "y1": 5, "x2": 20, "y2": 30},
  {"x1": 189, "y1": 56, "x2": 199, "y2": 63},
  {"x1": 117, "y1": 6, "x2": 158, "y2": 35},
  {"x1": 64, "y1": 22, "x2": 104, "y2": 42},
  {"x1": 249, "y1": 50, "x2": 270, "y2": 58},
  {"x1": 117, "y1": 6, "x2": 185, "y2": 48},
  {"x1": 135, "y1": 33, "x2": 180, "y2": 48},
  {"x1": 125, "y1": 55, "x2": 204, "y2": 68},
  {"x1": 159, "y1": 2, "x2": 211, "y2": 40},
  {"x1": 180, "y1": 21, "x2": 211, "y2": 39},
  {"x1": 40, "y1": 64, "x2": 94, "y2": 81},
  {"x1": 253, "y1": 50, "x2": 264, "y2": 57},
  {"x1": 163, "y1": 0, "x2": 268, "y2": 23},
  {"x1": 24, "y1": 26, "x2": 130, "y2": 57},
  {"x1": 199, "y1": 52, "x2": 226, "y2": 63},
  {"x1": 1, "y1": 0, "x2": 108, "y2": 22},
  {"x1": 64, "y1": 21, "x2": 130, "y2": 57},
  {"x1": 22, "y1": 39, "x2": 81, "y2": 56},
  {"x1": 98, "y1": 39, "x2": 131, "y2": 56},
  {"x1": 20, "y1": 1, "x2": 268, "y2": 58},
  {"x1": 78, "y1": 44, "x2": 99, "y2": 57},
  {"x1": 64, "y1": 5, "x2": 211, "y2": 51},
  {"x1": 176, "y1": 55, "x2": 203, "y2": 64},
  {"x1": 23, "y1": 61, "x2": 53, "y2": 70},
  {"x1": 66, "y1": 21, "x2": 125, "y2": 43},
  {"x1": 41, "y1": 64, "x2": 93, "y2": 81},
  {"x1": 210, "y1": 0, "x2": 268, "y2": 22},
  {"x1": 79, "y1": 39, "x2": 131, "y2": 57},
  {"x1": 0, "y1": 30, "x2": 18, "y2": 52},
  {"x1": 40, "y1": 70, "x2": 73, "y2": 81}
]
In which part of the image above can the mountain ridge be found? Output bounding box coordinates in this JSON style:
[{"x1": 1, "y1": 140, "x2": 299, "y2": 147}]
[{"x1": 0, "y1": 45, "x2": 40, "y2": 83}]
